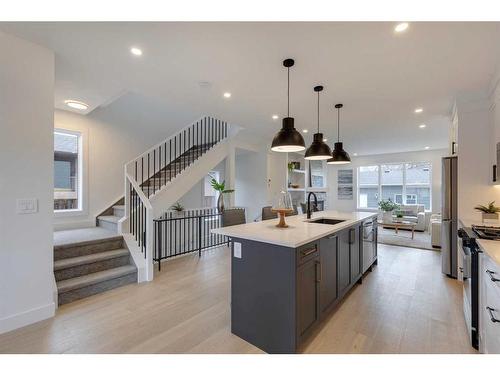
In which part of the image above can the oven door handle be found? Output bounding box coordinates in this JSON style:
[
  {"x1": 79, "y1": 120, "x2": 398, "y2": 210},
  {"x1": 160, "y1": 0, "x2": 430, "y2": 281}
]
[{"x1": 486, "y1": 270, "x2": 500, "y2": 282}]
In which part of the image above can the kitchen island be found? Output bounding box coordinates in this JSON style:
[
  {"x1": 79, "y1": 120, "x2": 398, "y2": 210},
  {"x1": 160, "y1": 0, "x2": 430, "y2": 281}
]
[{"x1": 212, "y1": 210, "x2": 378, "y2": 353}]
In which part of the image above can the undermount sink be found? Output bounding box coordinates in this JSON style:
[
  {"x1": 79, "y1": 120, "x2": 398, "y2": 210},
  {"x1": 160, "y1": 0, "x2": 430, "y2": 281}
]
[{"x1": 308, "y1": 218, "x2": 346, "y2": 225}]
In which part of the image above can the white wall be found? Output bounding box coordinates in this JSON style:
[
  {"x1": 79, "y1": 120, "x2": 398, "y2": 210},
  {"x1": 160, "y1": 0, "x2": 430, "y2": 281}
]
[
  {"x1": 0, "y1": 32, "x2": 55, "y2": 333},
  {"x1": 235, "y1": 150, "x2": 269, "y2": 222},
  {"x1": 53, "y1": 109, "x2": 167, "y2": 230},
  {"x1": 177, "y1": 160, "x2": 226, "y2": 210},
  {"x1": 456, "y1": 95, "x2": 500, "y2": 222},
  {"x1": 327, "y1": 148, "x2": 448, "y2": 214}
]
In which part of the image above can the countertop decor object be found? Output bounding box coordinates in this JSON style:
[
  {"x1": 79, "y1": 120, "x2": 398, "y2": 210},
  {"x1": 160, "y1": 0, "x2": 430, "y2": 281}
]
[
  {"x1": 271, "y1": 190, "x2": 294, "y2": 228},
  {"x1": 305, "y1": 85, "x2": 332, "y2": 160},
  {"x1": 271, "y1": 59, "x2": 305, "y2": 152},
  {"x1": 327, "y1": 103, "x2": 351, "y2": 164},
  {"x1": 474, "y1": 201, "x2": 500, "y2": 223}
]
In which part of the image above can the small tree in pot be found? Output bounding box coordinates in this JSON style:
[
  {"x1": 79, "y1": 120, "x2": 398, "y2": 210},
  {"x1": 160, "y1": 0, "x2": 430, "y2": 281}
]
[
  {"x1": 378, "y1": 199, "x2": 400, "y2": 223},
  {"x1": 210, "y1": 178, "x2": 234, "y2": 212}
]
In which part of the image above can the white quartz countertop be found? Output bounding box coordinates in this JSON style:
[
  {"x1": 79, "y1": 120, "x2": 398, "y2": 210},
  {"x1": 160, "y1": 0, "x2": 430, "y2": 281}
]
[
  {"x1": 477, "y1": 239, "x2": 500, "y2": 267},
  {"x1": 211, "y1": 210, "x2": 378, "y2": 248},
  {"x1": 460, "y1": 218, "x2": 500, "y2": 228}
]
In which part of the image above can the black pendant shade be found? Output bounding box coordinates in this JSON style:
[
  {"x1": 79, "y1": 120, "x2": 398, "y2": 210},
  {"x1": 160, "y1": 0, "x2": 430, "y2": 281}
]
[
  {"x1": 271, "y1": 117, "x2": 306, "y2": 152},
  {"x1": 329, "y1": 142, "x2": 351, "y2": 164},
  {"x1": 271, "y1": 59, "x2": 306, "y2": 153},
  {"x1": 305, "y1": 85, "x2": 332, "y2": 160},
  {"x1": 327, "y1": 103, "x2": 351, "y2": 165}
]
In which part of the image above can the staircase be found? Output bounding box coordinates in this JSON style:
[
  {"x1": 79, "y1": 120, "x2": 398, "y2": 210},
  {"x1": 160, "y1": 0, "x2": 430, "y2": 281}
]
[
  {"x1": 54, "y1": 228, "x2": 137, "y2": 305},
  {"x1": 51, "y1": 116, "x2": 235, "y2": 305},
  {"x1": 124, "y1": 116, "x2": 236, "y2": 281}
]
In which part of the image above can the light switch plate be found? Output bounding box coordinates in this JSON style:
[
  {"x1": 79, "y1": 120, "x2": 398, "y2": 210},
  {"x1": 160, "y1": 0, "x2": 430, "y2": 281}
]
[
  {"x1": 233, "y1": 242, "x2": 242, "y2": 258},
  {"x1": 16, "y1": 198, "x2": 38, "y2": 214}
]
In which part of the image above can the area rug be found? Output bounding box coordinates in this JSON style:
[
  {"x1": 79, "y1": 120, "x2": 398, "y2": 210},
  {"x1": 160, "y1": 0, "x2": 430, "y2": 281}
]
[{"x1": 377, "y1": 227, "x2": 437, "y2": 251}]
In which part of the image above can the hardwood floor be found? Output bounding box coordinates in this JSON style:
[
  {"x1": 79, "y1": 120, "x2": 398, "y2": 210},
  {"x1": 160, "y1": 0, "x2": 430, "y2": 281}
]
[{"x1": 0, "y1": 244, "x2": 476, "y2": 354}]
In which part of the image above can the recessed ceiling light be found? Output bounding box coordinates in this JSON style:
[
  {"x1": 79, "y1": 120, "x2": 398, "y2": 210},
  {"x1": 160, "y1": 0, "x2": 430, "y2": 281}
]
[
  {"x1": 323, "y1": 138, "x2": 328, "y2": 142},
  {"x1": 419, "y1": 124, "x2": 427, "y2": 129},
  {"x1": 395, "y1": 23, "x2": 409, "y2": 33},
  {"x1": 64, "y1": 100, "x2": 88, "y2": 110},
  {"x1": 272, "y1": 115, "x2": 279, "y2": 120},
  {"x1": 130, "y1": 47, "x2": 143, "y2": 56},
  {"x1": 414, "y1": 108, "x2": 423, "y2": 113},
  {"x1": 425, "y1": 146, "x2": 430, "y2": 150},
  {"x1": 353, "y1": 153, "x2": 358, "y2": 156},
  {"x1": 223, "y1": 92, "x2": 231, "y2": 98},
  {"x1": 302, "y1": 129, "x2": 309, "y2": 133}
]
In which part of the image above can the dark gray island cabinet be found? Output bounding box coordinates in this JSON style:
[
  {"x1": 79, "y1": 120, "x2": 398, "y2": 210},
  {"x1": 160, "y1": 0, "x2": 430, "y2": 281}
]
[{"x1": 229, "y1": 219, "x2": 378, "y2": 353}]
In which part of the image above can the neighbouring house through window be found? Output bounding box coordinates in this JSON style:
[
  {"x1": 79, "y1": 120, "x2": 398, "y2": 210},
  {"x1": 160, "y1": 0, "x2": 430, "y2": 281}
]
[
  {"x1": 357, "y1": 161, "x2": 432, "y2": 210},
  {"x1": 54, "y1": 130, "x2": 82, "y2": 211}
]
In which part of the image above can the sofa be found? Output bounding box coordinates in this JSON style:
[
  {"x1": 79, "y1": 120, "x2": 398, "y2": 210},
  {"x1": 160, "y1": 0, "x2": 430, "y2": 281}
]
[
  {"x1": 392, "y1": 204, "x2": 426, "y2": 231},
  {"x1": 430, "y1": 214, "x2": 442, "y2": 248}
]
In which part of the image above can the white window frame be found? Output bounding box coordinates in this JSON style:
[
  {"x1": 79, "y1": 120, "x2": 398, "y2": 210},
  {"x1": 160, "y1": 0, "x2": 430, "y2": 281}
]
[
  {"x1": 357, "y1": 162, "x2": 432, "y2": 211},
  {"x1": 54, "y1": 128, "x2": 88, "y2": 217}
]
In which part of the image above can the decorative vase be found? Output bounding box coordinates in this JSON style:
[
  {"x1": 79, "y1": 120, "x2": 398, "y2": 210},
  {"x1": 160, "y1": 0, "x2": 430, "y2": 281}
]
[
  {"x1": 382, "y1": 211, "x2": 393, "y2": 223},
  {"x1": 482, "y1": 212, "x2": 499, "y2": 223},
  {"x1": 217, "y1": 193, "x2": 225, "y2": 213}
]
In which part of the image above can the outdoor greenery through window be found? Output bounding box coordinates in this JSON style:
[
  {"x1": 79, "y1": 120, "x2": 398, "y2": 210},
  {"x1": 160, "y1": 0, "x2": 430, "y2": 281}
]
[
  {"x1": 54, "y1": 130, "x2": 81, "y2": 211},
  {"x1": 357, "y1": 162, "x2": 432, "y2": 210}
]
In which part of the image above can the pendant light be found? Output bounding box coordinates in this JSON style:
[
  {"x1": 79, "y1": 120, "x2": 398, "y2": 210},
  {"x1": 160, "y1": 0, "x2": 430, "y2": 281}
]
[
  {"x1": 327, "y1": 103, "x2": 351, "y2": 164},
  {"x1": 271, "y1": 59, "x2": 306, "y2": 152},
  {"x1": 305, "y1": 85, "x2": 332, "y2": 160}
]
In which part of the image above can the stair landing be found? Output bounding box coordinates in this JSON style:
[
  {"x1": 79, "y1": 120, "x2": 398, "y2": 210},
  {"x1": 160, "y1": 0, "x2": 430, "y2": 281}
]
[{"x1": 54, "y1": 227, "x2": 120, "y2": 247}]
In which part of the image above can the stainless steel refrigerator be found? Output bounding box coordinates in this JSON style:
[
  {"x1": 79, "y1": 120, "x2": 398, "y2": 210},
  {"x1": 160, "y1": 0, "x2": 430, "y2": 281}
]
[{"x1": 441, "y1": 156, "x2": 458, "y2": 278}]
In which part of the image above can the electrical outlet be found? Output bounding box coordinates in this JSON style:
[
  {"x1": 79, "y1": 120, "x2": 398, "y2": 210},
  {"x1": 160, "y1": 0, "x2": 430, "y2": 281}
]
[
  {"x1": 16, "y1": 198, "x2": 38, "y2": 214},
  {"x1": 233, "y1": 242, "x2": 242, "y2": 258}
]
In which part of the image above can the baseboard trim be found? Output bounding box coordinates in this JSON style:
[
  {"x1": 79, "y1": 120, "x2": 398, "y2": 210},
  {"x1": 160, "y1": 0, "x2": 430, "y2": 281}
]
[{"x1": 0, "y1": 302, "x2": 55, "y2": 335}]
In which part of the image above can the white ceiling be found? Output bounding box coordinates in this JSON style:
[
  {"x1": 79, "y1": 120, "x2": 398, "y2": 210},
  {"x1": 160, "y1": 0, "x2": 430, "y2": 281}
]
[{"x1": 2, "y1": 22, "x2": 500, "y2": 155}]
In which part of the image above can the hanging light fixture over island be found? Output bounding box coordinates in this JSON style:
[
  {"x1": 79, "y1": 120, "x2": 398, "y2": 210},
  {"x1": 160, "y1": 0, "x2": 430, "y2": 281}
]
[
  {"x1": 327, "y1": 103, "x2": 351, "y2": 165},
  {"x1": 305, "y1": 85, "x2": 332, "y2": 160},
  {"x1": 271, "y1": 59, "x2": 306, "y2": 152}
]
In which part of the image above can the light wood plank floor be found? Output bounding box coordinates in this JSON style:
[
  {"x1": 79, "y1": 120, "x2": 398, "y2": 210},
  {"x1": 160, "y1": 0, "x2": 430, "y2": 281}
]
[{"x1": 0, "y1": 244, "x2": 476, "y2": 354}]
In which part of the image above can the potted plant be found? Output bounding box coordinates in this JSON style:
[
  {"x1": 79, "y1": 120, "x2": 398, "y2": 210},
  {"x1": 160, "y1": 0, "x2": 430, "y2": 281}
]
[
  {"x1": 170, "y1": 201, "x2": 184, "y2": 217},
  {"x1": 474, "y1": 201, "x2": 500, "y2": 222},
  {"x1": 210, "y1": 178, "x2": 234, "y2": 212},
  {"x1": 378, "y1": 199, "x2": 400, "y2": 223}
]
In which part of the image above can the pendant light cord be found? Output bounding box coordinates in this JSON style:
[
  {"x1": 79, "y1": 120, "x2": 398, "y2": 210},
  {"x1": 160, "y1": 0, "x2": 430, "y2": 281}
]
[
  {"x1": 317, "y1": 91, "x2": 320, "y2": 133},
  {"x1": 287, "y1": 67, "x2": 290, "y2": 117},
  {"x1": 337, "y1": 107, "x2": 340, "y2": 142}
]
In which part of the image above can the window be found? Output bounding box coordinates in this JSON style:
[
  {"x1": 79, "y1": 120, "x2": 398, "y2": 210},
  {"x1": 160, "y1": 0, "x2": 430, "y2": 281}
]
[
  {"x1": 357, "y1": 162, "x2": 432, "y2": 210},
  {"x1": 54, "y1": 130, "x2": 82, "y2": 211},
  {"x1": 358, "y1": 166, "x2": 379, "y2": 209},
  {"x1": 381, "y1": 164, "x2": 403, "y2": 206}
]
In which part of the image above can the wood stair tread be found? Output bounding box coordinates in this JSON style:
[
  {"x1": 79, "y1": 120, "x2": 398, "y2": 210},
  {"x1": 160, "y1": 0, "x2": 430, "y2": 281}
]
[
  {"x1": 57, "y1": 265, "x2": 136, "y2": 293},
  {"x1": 54, "y1": 249, "x2": 129, "y2": 271}
]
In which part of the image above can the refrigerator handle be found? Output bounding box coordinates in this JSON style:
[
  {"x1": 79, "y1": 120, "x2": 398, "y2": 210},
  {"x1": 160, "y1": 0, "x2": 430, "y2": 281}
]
[{"x1": 442, "y1": 158, "x2": 452, "y2": 220}]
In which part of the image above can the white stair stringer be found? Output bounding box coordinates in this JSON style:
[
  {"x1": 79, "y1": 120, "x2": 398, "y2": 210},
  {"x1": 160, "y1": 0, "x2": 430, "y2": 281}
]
[{"x1": 150, "y1": 137, "x2": 233, "y2": 217}]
